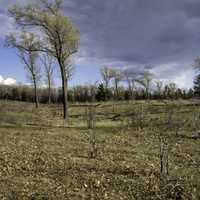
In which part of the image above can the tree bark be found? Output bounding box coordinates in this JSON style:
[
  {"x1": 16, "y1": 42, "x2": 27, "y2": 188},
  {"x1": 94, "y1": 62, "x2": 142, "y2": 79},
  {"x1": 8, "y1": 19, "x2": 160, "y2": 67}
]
[
  {"x1": 105, "y1": 80, "x2": 109, "y2": 101},
  {"x1": 48, "y1": 77, "x2": 51, "y2": 104},
  {"x1": 128, "y1": 80, "x2": 134, "y2": 100},
  {"x1": 115, "y1": 80, "x2": 119, "y2": 100},
  {"x1": 60, "y1": 65, "x2": 68, "y2": 127},
  {"x1": 33, "y1": 78, "x2": 39, "y2": 108}
]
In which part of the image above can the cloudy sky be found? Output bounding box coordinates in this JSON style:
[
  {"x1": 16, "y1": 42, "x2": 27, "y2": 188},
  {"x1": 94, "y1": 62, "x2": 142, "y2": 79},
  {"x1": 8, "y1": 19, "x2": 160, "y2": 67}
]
[{"x1": 0, "y1": 0, "x2": 199, "y2": 88}]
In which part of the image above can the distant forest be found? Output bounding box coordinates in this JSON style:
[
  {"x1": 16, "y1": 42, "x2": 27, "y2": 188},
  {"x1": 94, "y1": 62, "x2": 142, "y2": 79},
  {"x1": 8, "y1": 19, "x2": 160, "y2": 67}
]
[{"x1": 0, "y1": 83, "x2": 195, "y2": 104}]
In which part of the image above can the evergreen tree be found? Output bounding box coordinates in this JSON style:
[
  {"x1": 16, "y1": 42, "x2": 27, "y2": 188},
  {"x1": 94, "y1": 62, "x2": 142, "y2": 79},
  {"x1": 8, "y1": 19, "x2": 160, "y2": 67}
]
[
  {"x1": 194, "y1": 74, "x2": 200, "y2": 97},
  {"x1": 96, "y1": 83, "x2": 106, "y2": 101},
  {"x1": 187, "y1": 89, "x2": 194, "y2": 99}
]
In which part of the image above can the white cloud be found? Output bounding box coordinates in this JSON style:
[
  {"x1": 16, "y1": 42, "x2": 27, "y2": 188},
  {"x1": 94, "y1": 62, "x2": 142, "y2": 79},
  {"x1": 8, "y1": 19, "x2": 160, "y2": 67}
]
[
  {"x1": 0, "y1": 75, "x2": 3, "y2": 83},
  {"x1": 0, "y1": 75, "x2": 17, "y2": 85},
  {"x1": 151, "y1": 63, "x2": 195, "y2": 89},
  {"x1": 3, "y1": 78, "x2": 17, "y2": 85},
  {"x1": 0, "y1": 75, "x2": 4, "y2": 84},
  {"x1": 171, "y1": 70, "x2": 195, "y2": 89}
]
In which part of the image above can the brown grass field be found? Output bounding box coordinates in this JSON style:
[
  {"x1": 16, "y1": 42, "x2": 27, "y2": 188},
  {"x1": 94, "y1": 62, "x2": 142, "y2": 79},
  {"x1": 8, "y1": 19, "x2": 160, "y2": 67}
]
[{"x1": 0, "y1": 100, "x2": 199, "y2": 199}]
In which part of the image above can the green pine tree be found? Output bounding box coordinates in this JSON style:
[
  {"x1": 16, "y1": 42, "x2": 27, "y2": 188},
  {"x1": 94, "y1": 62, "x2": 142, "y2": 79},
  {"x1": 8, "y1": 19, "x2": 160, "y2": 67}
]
[
  {"x1": 96, "y1": 83, "x2": 106, "y2": 101},
  {"x1": 194, "y1": 74, "x2": 200, "y2": 97}
]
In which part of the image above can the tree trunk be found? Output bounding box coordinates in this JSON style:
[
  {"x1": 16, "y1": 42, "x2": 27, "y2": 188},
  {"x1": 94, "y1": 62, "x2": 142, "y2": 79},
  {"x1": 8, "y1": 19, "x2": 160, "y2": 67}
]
[
  {"x1": 115, "y1": 80, "x2": 119, "y2": 100},
  {"x1": 131, "y1": 80, "x2": 135, "y2": 100},
  {"x1": 48, "y1": 77, "x2": 51, "y2": 104},
  {"x1": 128, "y1": 80, "x2": 133, "y2": 100},
  {"x1": 146, "y1": 88, "x2": 149, "y2": 101},
  {"x1": 105, "y1": 80, "x2": 109, "y2": 101},
  {"x1": 61, "y1": 68, "x2": 68, "y2": 127},
  {"x1": 33, "y1": 78, "x2": 39, "y2": 108}
]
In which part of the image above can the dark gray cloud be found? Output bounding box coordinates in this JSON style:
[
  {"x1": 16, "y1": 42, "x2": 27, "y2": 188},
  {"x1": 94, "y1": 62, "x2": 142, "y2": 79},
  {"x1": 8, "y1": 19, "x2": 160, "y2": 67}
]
[
  {"x1": 2, "y1": 0, "x2": 200, "y2": 88},
  {"x1": 62, "y1": 0, "x2": 200, "y2": 65},
  {"x1": 61, "y1": 0, "x2": 200, "y2": 87}
]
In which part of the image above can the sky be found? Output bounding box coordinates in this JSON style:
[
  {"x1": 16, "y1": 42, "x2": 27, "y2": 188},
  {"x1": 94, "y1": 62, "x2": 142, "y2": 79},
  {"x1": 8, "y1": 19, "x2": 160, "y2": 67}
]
[{"x1": 0, "y1": 0, "x2": 200, "y2": 89}]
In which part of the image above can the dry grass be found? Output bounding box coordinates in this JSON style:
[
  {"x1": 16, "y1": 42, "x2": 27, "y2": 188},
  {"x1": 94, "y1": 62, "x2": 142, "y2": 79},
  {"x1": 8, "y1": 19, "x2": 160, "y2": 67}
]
[{"x1": 0, "y1": 100, "x2": 199, "y2": 199}]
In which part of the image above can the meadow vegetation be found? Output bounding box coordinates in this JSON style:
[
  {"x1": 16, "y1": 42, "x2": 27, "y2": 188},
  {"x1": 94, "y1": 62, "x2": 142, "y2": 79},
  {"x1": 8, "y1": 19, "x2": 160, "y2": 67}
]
[{"x1": 0, "y1": 99, "x2": 199, "y2": 199}]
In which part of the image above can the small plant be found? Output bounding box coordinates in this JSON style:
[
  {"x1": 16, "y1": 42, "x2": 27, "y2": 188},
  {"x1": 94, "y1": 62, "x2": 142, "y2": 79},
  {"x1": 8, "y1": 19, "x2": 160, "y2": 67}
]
[
  {"x1": 173, "y1": 115, "x2": 183, "y2": 137},
  {"x1": 128, "y1": 104, "x2": 146, "y2": 130},
  {"x1": 165, "y1": 105, "x2": 174, "y2": 131},
  {"x1": 159, "y1": 136, "x2": 169, "y2": 176},
  {"x1": 192, "y1": 110, "x2": 200, "y2": 131},
  {"x1": 164, "y1": 103, "x2": 183, "y2": 136},
  {"x1": 85, "y1": 104, "x2": 96, "y2": 129},
  {"x1": 85, "y1": 104, "x2": 98, "y2": 158},
  {"x1": 88, "y1": 129, "x2": 98, "y2": 159}
]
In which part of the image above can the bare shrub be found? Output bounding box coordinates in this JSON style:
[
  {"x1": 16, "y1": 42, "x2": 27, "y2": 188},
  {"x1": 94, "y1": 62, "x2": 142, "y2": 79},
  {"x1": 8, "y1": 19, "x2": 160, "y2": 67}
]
[
  {"x1": 85, "y1": 104, "x2": 96, "y2": 129},
  {"x1": 88, "y1": 130, "x2": 98, "y2": 159},
  {"x1": 192, "y1": 110, "x2": 200, "y2": 131},
  {"x1": 128, "y1": 104, "x2": 146, "y2": 130},
  {"x1": 85, "y1": 104, "x2": 99, "y2": 158},
  {"x1": 159, "y1": 136, "x2": 169, "y2": 176},
  {"x1": 165, "y1": 104, "x2": 175, "y2": 131},
  {"x1": 165, "y1": 104, "x2": 183, "y2": 137}
]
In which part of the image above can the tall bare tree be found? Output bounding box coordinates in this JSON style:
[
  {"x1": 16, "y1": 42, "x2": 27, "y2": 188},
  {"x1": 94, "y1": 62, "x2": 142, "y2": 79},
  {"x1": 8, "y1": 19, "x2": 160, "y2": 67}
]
[
  {"x1": 136, "y1": 71, "x2": 153, "y2": 100},
  {"x1": 7, "y1": 32, "x2": 41, "y2": 108},
  {"x1": 101, "y1": 66, "x2": 115, "y2": 100},
  {"x1": 168, "y1": 83, "x2": 177, "y2": 99},
  {"x1": 9, "y1": 0, "x2": 80, "y2": 126},
  {"x1": 101, "y1": 67, "x2": 114, "y2": 89},
  {"x1": 123, "y1": 70, "x2": 137, "y2": 100},
  {"x1": 41, "y1": 54, "x2": 54, "y2": 104},
  {"x1": 155, "y1": 80, "x2": 163, "y2": 99},
  {"x1": 112, "y1": 69, "x2": 124, "y2": 100}
]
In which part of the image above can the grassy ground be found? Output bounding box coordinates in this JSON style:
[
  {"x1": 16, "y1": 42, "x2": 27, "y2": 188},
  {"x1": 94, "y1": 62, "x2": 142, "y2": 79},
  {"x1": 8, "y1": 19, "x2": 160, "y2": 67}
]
[{"x1": 0, "y1": 100, "x2": 199, "y2": 199}]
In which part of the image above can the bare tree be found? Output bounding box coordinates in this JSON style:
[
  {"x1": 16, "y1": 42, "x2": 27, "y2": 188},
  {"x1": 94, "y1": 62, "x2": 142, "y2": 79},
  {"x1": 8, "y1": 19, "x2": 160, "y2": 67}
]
[
  {"x1": 112, "y1": 69, "x2": 124, "y2": 100},
  {"x1": 136, "y1": 71, "x2": 153, "y2": 100},
  {"x1": 164, "y1": 83, "x2": 177, "y2": 100},
  {"x1": 123, "y1": 70, "x2": 137, "y2": 100},
  {"x1": 101, "y1": 66, "x2": 114, "y2": 89},
  {"x1": 9, "y1": 0, "x2": 80, "y2": 126},
  {"x1": 41, "y1": 54, "x2": 54, "y2": 104},
  {"x1": 155, "y1": 80, "x2": 163, "y2": 99},
  {"x1": 7, "y1": 32, "x2": 41, "y2": 108}
]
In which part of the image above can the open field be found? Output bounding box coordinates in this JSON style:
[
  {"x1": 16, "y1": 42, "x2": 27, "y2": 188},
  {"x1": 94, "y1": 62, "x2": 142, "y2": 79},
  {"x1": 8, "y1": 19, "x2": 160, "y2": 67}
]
[{"x1": 0, "y1": 100, "x2": 199, "y2": 199}]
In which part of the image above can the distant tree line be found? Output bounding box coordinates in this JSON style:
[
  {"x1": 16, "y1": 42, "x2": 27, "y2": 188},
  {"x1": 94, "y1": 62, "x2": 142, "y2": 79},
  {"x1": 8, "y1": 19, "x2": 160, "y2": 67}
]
[
  {"x1": 1, "y1": 60, "x2": 199, "y2": 104},
  {"x1": 0, "y1": 83, "x2": 195, "y2": 104}
]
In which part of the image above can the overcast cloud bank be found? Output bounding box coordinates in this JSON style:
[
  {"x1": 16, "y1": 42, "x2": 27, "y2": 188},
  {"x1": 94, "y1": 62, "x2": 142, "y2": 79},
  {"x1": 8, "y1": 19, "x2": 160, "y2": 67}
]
[{"x1": 1, "y1": 0, "x2": 200, "y2": 88}]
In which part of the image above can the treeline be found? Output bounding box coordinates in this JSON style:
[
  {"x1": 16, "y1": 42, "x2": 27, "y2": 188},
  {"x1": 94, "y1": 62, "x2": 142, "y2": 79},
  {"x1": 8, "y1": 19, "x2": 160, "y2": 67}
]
[{"x1": 0, "y1": 83, "x2": 195, "y2": 104}]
